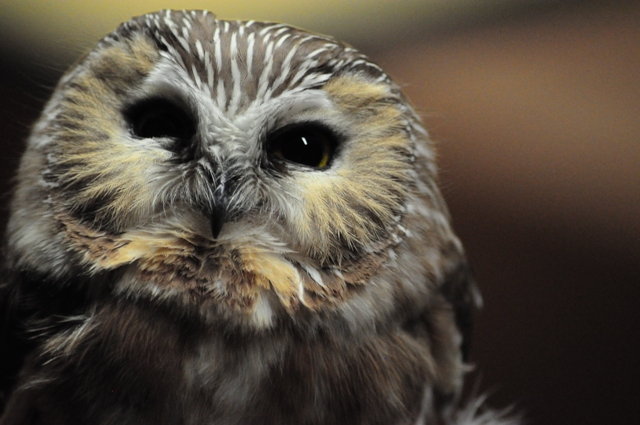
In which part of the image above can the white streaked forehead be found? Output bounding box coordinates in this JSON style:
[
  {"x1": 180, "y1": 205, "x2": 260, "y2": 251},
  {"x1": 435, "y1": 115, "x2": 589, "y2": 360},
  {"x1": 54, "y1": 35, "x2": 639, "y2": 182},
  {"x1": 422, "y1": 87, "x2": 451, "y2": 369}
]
[{"x1": 111, "y1": 10, "x2": 389, "y2": 115}]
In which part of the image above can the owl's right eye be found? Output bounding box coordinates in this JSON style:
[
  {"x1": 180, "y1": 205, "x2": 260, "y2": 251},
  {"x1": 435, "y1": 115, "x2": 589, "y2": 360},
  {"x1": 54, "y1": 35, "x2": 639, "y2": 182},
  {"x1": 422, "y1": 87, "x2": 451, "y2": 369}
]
[{"x1": 126, "y1": 98, "x2": 196, "y2": 142}]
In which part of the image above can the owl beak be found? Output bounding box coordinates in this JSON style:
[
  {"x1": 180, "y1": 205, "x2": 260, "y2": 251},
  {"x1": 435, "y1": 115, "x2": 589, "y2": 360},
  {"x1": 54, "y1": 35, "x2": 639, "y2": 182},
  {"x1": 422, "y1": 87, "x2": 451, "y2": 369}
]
[{"x1": 210, "y1": 182, "x2": 228, "y2": 239}]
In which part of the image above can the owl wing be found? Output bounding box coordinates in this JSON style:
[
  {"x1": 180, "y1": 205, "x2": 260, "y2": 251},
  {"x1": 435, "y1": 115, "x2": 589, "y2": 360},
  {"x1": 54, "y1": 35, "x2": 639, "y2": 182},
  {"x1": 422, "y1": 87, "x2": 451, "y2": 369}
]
[
  {"x1": 0, "y1": 270, "x2": 89, "y2": 414},
  {"x1": 440, "y1": 261, "x2": 482, "y2": 363},
  {"x1": 0, "y1": 271, "x2": 30, "y2": 412}
]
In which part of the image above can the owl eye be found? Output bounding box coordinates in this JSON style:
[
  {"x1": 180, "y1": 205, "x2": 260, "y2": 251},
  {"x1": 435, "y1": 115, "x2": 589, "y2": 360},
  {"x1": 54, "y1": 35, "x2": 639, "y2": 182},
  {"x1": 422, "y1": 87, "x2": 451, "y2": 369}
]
[
  {"x1": 267, "y1": 123, "x2": 337, "y2": 169},
  {"x1": 126, "y1": 98, "x2": 196, "y2": 142}
]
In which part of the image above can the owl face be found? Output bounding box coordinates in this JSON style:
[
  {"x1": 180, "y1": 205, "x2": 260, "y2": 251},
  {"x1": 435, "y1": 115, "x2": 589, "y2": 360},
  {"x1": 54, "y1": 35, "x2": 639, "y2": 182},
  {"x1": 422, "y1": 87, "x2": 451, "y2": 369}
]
[{"x1": 8, "y1": 10, "x2": 460, "y2": 331}]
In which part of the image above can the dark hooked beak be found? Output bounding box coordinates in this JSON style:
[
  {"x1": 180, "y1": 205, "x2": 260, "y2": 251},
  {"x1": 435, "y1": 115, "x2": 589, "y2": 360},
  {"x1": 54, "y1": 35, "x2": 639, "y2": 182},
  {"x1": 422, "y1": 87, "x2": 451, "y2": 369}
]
[{"x1": 209, "y1": 179, "x2": 228, "y2": 239}]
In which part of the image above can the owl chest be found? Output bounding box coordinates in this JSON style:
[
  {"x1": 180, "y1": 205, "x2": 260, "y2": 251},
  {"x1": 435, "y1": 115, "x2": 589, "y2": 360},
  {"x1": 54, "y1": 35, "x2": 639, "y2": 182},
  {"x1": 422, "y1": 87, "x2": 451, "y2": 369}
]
[{"x1": 19, "y1": 302, "x2": 431, "y2": 425}]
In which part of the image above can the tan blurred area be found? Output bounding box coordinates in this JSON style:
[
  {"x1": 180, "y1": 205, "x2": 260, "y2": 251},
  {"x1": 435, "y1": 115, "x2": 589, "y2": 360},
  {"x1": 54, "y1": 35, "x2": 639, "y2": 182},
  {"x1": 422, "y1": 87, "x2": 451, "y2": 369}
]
[
  {"x1": 0, "y1": 1, "x2": 638, "y2": 424},
  {"x1": 372, "y1": 3, "x2": 640, "y2": 424}
]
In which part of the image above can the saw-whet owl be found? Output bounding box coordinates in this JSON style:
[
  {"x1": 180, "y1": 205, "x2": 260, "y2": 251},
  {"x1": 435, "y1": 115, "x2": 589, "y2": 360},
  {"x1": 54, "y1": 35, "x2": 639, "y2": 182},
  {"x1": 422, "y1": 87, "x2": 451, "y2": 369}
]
[{"x1": 0, "y1": 10, "x2": 513, "y2": 425}]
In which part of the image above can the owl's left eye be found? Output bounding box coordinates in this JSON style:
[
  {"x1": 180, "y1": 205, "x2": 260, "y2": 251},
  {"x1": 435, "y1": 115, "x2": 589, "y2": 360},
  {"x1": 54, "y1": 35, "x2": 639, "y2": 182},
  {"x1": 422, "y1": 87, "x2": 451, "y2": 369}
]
[
  {"x1": 266, "y1": 123, "x2": 338, "y2": 169},
  {"x1": 126, "y1": 98, "x2": 196, "y2": 142}
]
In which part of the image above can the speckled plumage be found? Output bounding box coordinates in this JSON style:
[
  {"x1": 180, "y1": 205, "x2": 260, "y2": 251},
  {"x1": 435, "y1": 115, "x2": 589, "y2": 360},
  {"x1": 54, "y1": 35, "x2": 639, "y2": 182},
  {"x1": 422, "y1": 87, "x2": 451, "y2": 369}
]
[{"x1": 0, "y1": 10, "x2": 514, "y2": 425}]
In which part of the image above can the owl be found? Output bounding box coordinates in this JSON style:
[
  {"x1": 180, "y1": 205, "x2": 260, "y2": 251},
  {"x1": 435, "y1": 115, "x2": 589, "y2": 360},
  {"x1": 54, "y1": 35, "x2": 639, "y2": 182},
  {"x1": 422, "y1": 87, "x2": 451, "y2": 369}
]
[{"x1": 0, "y1": 10, "x2": 515, "y2": 425}]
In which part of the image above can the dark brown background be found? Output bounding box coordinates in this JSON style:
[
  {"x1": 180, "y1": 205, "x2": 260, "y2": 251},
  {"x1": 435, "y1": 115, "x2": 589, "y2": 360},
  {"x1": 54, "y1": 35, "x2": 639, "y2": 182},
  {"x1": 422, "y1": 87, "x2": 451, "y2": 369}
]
[{"x1": 1, "y1": 1, "x2": 638, "y2": 424}]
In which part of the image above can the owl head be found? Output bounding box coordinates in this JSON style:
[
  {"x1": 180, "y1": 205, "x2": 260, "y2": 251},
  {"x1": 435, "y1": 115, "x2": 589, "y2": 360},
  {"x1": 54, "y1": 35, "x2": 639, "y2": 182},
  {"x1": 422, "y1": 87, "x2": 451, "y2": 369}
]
[{"x1": 7, "y1": 10, "x2": 471, "y2": 337}]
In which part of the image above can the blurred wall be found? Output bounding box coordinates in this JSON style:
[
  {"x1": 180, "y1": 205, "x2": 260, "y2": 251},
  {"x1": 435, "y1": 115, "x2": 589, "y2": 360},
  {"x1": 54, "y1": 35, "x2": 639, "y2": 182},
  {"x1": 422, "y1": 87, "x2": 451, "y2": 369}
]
[
  {"x1": 1, "y1": 1, "x2": 638, "y2": 424},
  {"x1": 371, "y1": 3, "x2": 640, "y2": 424}
]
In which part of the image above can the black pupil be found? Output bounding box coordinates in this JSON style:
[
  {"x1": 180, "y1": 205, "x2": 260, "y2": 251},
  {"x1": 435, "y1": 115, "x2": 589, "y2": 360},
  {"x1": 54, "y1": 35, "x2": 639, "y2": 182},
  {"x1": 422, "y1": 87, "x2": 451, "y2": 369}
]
[
  {"x1": 127, "y1": 98, "x2": 195, "y2": 141},
  {"x1": 268, "y1": 124, "x2": 335, "y2": 168}
]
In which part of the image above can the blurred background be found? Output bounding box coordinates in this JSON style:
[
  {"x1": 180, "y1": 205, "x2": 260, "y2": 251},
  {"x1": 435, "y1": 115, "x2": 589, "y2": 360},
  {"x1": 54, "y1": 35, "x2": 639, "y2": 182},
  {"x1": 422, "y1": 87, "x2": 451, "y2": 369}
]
[{"x1": 0, "y1": 1, "x2": 638, "y2": 423}]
